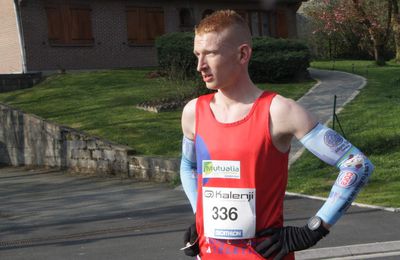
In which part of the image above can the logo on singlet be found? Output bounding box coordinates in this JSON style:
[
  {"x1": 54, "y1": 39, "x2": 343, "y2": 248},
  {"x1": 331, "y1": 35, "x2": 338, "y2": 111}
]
[{"x1": 202, "y1": 160, "x2": 241, "y2": 179}]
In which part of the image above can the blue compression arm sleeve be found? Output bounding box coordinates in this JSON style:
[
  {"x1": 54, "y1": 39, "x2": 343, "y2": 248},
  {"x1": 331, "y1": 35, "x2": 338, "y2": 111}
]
[
  {"x1": 300, "y1": 123, "x2": 374, "y2": 225},
  {"x1": 180, "y1": 136, "x2": 198, "y2": 213}
]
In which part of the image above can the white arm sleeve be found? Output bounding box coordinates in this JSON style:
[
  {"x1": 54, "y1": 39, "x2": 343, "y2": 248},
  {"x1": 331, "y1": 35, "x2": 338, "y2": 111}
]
[
  {"x1": 300, "y1": 123, "x2": 374, "y2": 225},
  {"x1": 180, "y1": 136, "x2": 198, "y2": 213}
]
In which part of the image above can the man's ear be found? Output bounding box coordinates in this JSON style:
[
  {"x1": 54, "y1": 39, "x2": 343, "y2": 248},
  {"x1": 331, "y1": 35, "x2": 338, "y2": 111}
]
[{"x1": 238, "y1": 44, "x2": 252, "y2": 64}]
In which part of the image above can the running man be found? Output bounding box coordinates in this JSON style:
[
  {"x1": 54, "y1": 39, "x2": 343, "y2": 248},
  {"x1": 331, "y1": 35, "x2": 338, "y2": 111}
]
[{"x1": 180, "y1": 10, "x2": 374, "y2": 260}]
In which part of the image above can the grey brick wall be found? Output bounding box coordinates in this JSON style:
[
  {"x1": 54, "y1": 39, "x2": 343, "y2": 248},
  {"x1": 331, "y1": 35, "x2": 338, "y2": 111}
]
[{"x1": 0, "y1": 73, "x2": 42, "y2": 92}]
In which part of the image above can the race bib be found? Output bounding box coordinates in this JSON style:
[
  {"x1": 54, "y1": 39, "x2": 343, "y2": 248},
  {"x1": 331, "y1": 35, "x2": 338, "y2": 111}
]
[{"x1": 203, "y1": 187, "x2": 256, "y2": 239}]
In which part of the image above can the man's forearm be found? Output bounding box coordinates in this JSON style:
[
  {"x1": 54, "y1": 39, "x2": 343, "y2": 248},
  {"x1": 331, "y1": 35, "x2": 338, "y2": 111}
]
[
  {"x1": 180, "y1": 136, "x2": 198, "y2": 213},
  {"x1": 300, "y1": 123, "x2": 374, "y2": 225},
  {"x1": 316, "y1": 146, "x2": 373, "y2": 225}
]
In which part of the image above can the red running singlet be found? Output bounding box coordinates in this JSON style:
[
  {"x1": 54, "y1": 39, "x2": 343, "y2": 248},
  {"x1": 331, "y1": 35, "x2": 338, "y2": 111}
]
[{"x1": 194, "y1": 91, "x2": 294, "y2": 260}]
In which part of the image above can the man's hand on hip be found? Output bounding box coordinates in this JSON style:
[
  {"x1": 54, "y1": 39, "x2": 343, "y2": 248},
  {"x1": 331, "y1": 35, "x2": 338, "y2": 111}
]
[
  {"x1": 255, "y1": 224, "x2": 329, "y2": 260},
  {"x1": 182, "y1": 222, "x2": 199, "y2": 257}
]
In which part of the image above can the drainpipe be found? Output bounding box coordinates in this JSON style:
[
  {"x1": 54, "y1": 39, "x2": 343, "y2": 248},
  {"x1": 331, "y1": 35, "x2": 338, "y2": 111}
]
[{"x1": 13, "y1": 0, "x2": 27, "y2": 73}]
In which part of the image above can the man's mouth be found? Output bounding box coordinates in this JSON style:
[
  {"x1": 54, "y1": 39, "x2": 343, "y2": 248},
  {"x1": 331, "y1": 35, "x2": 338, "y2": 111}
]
[{"x1": 202, "y1": 74, "x2": 213, "y2": 82}]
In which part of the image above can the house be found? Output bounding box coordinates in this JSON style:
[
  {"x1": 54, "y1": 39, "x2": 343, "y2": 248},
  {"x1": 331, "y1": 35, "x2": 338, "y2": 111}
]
[{"x1": 0, "y1": 0, "x2": 306, "y2": 74}]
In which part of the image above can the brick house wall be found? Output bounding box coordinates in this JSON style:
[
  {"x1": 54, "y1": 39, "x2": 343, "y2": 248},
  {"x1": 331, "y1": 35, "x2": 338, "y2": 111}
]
[
  {"x1": 284, "y1": 2, "x2": 302, "y2": 39},
  {"x1": 11, "y1": 0, "x2": 303, "y2": 73},
  {"x1": 21, "y1": 0, "x2": 161, "y2": 71},
  {"x1": 0, "y1": 0, "x2": 24, "y2": 74},
  {"x1": 185, "y1": 1, "x2": 300, "y2": 38}
]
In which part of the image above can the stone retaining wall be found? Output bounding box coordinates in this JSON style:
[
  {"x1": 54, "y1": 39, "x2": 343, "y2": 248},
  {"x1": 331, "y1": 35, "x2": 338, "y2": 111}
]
[
  {"x1": 129, "y1": 156, "x2": 180, "y2": 182},
  {"x1": 0, "y1": 102, "x2": 180, "y2": 181},
  {"x1": 0, "y1": 103, "x2": 135, "y2": 176}
]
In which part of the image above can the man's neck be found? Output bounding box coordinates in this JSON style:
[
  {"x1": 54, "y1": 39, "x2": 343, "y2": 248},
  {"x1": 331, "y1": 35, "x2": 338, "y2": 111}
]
[{"x1": 215, "y1": 76, "x2": 263, "y2": 107}]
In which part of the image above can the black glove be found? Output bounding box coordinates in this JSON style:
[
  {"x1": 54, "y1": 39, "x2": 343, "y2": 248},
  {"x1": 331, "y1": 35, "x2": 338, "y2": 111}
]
[
  {"x1": 183, "y1": 222, "x2": 199, "y2": 257},
  {"x1": 255, "y1": 225, "x2": 329, "y2": 259}
]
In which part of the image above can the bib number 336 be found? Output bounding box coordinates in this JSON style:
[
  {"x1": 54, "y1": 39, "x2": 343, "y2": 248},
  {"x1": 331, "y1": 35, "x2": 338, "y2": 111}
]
[
  {"x1": 203, "y1": 187, "x2": 256, "y2": 239},
  {"x1": 212, "y1": 206, "x2": 238, "y2": 221}
]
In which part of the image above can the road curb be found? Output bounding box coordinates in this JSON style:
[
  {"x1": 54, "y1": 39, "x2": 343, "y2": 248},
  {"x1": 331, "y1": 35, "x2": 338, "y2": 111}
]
[
  {"x1": 285, "y1": 191, "x2": 400, "y2": 213},
  {"x1": 295, "y1": 240, "x2": 400, "y2": 260}
]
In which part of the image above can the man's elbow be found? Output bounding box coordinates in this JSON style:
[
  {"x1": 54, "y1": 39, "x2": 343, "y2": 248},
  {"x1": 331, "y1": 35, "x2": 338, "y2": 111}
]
[{"x1": 339, "y1": 151, "x2": 374, "y2": 187}]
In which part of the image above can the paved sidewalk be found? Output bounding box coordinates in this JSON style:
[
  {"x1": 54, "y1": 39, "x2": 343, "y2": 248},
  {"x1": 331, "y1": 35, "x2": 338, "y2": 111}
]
[{"x1": 289, "y1": 68, "x2": 367, "y2": 164}]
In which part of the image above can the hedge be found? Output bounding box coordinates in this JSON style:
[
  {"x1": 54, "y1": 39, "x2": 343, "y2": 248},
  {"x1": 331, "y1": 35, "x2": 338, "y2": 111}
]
[
  {"x1": 156, "y1": 33, "x2": 310, "y2": 83},
  {"x1": 250, "y1": 37, "x2": 310, "y2": 82},
  {"x1": 155, "y1": 32, "x2": 197, "y2": 81}
]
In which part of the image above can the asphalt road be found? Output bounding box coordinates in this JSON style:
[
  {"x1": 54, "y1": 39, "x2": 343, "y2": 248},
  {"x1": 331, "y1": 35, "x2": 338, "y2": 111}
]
[{"x1": 1, "y1": 166, "x2": 399, "y2": 260}]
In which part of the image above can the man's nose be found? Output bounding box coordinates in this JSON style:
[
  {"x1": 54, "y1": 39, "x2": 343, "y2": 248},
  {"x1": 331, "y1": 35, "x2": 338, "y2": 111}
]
[{"x1": 197, "y1": 56, "x2": 207, "y2": 72}]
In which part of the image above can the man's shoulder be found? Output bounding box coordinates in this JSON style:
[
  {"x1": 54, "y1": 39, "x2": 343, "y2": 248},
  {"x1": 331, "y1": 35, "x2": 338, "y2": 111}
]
[
  {"x1": 182, "y1": 98, "x2": 198, "y2": 139},
  {"x1": 182, "y1": 98, "x2": 198, "y2": 117},
  {"x1": 270, "y1": 94, "x2": 298, "y2": 117},
  {"x1": 270, "y1": 94, "x2": 317, "y2": 139}
]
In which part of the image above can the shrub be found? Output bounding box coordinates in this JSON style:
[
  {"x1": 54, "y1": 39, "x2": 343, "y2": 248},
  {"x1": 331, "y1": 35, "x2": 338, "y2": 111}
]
[
  {"x1": 250, "y1": 37, "x2": 310, "y2": 83},
  {"x1": 156, "y1": 33, "x2": 311, "y2": 84},
  {"x1": 155, "y1": 32, "x2": 197, "y2": 81},
  {"x1": 155, "y1": 32, "x2": 210, "y2": 96}
]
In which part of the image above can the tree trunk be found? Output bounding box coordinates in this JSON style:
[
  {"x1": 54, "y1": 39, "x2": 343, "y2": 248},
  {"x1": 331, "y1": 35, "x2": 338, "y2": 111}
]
[
  {"x1": 392, "y1": 0, "x2": 400, "y2": 63},
  {"x1": 394, "y1": 22, "x2": 400, "y2": 63},
  {"x1": 351, "y1": 0, "x2": 391, "y2": 65},
  {"x1": 373, "y1": 43, "x2": 386, "y2": 66},
  {"x1": 395, "y1": 33, "x2": 400, "y2": 62}
]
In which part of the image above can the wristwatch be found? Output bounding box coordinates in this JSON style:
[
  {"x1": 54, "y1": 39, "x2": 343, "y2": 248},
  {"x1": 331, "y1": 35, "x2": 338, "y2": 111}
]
[{"x1": 307, "y1": 216, "x2": 330, "y2": 236}]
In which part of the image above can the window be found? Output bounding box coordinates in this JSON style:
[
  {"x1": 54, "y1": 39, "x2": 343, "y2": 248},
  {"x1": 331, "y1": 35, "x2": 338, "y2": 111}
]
[
  {"x1": 202, "y1": 9, "x2": 214, "y2": 19},
  {"x1": 179, "y1": 8, "x2": 194, "y2": 32},
  {"x1": 126, "y1": 6, "x2": 165, "y2": 45},
  {"x1": 236, "y1": 10, "x2": 273, "y2": 37},
  {"x1": 235, "y1": 9, "x2": 250, "y2": 25},
  {"x1": 250, "y1": 12, "x2": 260, "y2": 36},
  {"x1": 45, "y1": 3, "x2": 94, "y2": 45},
  {"x1": 261, "y1": 12, "x2": 271, "y2": 37}
]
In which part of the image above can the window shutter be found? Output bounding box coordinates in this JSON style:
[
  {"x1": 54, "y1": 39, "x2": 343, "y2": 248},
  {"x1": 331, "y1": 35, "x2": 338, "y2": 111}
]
[
  {"x1": 126, "y1": 6, "x2": 164, "y2": 45},
  {"x1": 276, "y1": 9, "x2": 288, "y2": 38},
  {"x1": 45, "y1": 5, "x2": 65, "y2": 44},
  {"x1": 69, "y1": 5, "x2": 94, "y2": 44},
  {"x1": 126, "y1": 7, "x2": 140, "y2": 44},
  {"x1": 144, "y1": 8, "x2": 164, "y2": 44},
  {"x1": 45, "y1": 3, "x2": 94, "y2": 45}
]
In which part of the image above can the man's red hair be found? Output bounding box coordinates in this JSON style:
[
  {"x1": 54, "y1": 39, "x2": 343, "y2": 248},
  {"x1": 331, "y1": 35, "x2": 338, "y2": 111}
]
[{"x1": 195, "y1": 10, "x2": 250, "y2": 36}]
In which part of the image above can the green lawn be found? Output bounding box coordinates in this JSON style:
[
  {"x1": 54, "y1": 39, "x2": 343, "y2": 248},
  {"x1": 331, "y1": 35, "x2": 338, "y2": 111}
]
[
  {"x1": 0, "y1": 69, "x2": 314, "y2": 157},
  {"x1": 288, "y1": 60, "x2": 400, "y2": 207},
  {"x1": 1, "y1": 62, "x2": 398, "y2": 207}
]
